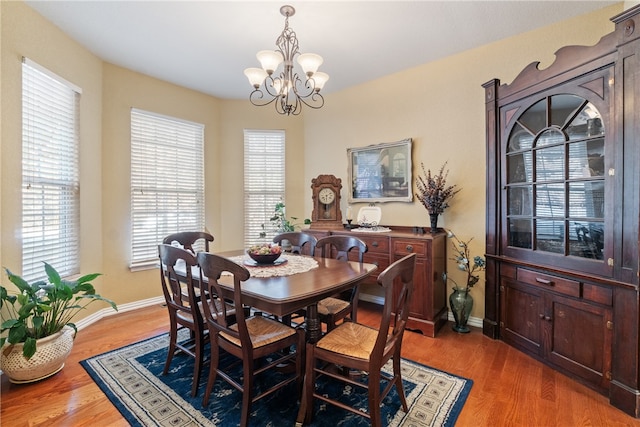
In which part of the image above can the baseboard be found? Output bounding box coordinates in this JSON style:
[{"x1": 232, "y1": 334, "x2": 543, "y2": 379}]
[
  {"x1": 76, "y1": 293, "x2": 483, "y2": 332},
  {"x1": 75, "y1": 296, "x2": 165, "y2": 331},
  {"x1": 359, "y1": 293, "x2": 483, "y2": 329}
]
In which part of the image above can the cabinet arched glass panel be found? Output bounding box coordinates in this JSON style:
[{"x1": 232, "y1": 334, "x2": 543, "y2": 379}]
[{"x1": 506, "y1": 95, "x2": 605, "y2": 260}]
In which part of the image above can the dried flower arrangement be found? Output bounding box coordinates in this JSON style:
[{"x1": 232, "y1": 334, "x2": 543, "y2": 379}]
[{"x1": 415, "y1": 161, "x2": 460, "y2": 216}]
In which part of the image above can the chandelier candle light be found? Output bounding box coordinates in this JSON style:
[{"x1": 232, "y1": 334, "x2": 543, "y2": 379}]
[{"x1": 244, "y1": 5, "x2": 329, "y2": 115}]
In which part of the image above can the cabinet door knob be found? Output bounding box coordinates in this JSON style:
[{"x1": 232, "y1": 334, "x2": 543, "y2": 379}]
[
  {"x1": 406, "y1": 245, "x2": 413, "y2": 252},
  {"x1": 544, "y1": 316, "x2": 552, "y2": 321},
  {"x1": 372, "y1": 241, "x2": 379, "y2": 247},
  {"x1": 539, "y1": 314, "x2": 545, "y2": 319}
]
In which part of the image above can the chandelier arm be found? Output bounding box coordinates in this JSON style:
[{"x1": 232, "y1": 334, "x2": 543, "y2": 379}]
[
  {"x1": 248, "y1": 89, "x2": 282, "y2": 108},
  {"x1": 295, "y1": 91, "x2": 325, "y2": 110},
  {"x1": 290, "y1": 75, "x2": 325, "y2": 110}
]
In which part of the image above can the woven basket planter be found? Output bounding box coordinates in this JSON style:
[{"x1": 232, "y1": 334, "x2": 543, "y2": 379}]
[{"x1": 0, "y1": 326, "x2": 75, "y2": 383}]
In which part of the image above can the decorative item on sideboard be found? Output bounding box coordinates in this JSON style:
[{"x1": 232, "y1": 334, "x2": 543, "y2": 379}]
[
  {"x1": 443, "y1": 231, "x2": 485, "y2": 333},
  {"x1": 415, "y1": 161, "x2": 460, "y2": 233}
]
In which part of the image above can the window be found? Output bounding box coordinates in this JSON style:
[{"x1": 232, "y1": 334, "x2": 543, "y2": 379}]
[
  {"x1": 130, "y1": 109, "x2": 204, "y2": 269},
  {"x1": 22, "y1": 58, "x2": 81, "y2": 282},
  {"x1": 243, "y1": 130, "x2": 285, "y2": 248}
]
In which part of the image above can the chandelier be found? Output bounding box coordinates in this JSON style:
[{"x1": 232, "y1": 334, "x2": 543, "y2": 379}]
[{"x1": 243, "y1": 5, "x2": 329, "y2": 116}]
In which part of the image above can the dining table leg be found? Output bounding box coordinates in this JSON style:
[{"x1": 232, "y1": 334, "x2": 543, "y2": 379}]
[{"x1": 305, "y1": 303, "x2": 321, "y2": 344}]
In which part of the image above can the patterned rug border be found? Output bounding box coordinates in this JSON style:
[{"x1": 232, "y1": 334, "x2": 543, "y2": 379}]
[{"x1": 81, "y1": 331, "x2": 473, "y2": 427}]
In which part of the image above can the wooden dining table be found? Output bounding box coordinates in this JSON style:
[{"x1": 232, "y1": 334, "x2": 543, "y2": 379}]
[{"x1": 175, "y1": 249, "x2": 377, "y2": 343}]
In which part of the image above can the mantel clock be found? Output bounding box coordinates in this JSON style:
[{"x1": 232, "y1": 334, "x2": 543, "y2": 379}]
[{"x1": 310, "y1": 174, "x2": 343, "y2": 229}]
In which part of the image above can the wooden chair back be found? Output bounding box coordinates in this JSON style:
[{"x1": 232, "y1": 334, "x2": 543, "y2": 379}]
[
  {"x1": 273, "y1": 231, "x2": 317, "y2": 256},
  {"x1": 373, "y1": 252, "x2": 416, "y2": 359},
  {"x1": 162, "y1": 231, "x2": 214, "y2": 254},
  {"x1": 315, "y1": 234, "x2": 367, "y2": 262},
  {"x1": 196, "y1": 251, "x2": 250, "y2": 334},
  {"x1": 158, "y1": 243, "x2": 200, "y2": 316}
]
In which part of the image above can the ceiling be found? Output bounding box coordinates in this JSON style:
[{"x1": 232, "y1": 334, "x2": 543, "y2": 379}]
[{"x1": 25, "y1": 1, "x2": 618, "y2": 100}]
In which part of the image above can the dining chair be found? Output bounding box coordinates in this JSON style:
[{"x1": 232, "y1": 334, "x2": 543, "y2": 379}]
[
  {"x1": 162, "y1": 231, "x2": 214, "y2": 254},
  {"x1": 158, "y1": 243, "x2": 208, "y2": 397},
  {"x1": 296, "y1": 253, "x2": 417, "y2": 427},
  {"x1": 314, "y1": 235, "x2": 368, "y2": 331},
  {"x1": 197, "y1": 251, "x2": 305, "y2": 427},
  {"x1": 273, "y1": 231, "x2": 317, "y2": 256},
  {"x1": 273, "y1": 232, "x2": 318, "y2": 325}
]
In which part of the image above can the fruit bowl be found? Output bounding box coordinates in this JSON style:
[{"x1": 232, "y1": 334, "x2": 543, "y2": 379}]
[{"x1": 247, "y1": 244, "x2": 282, "y2": 264}]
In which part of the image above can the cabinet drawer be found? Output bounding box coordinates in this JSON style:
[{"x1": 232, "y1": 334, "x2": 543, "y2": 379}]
[
  {"x1": 392, "y1": 240, "x2": 428, "y2": 257},
  {"x1": 355, "y1": 235, "x2": 389, "y2": 253},
  {"x1": 517, "y1": 268, "x2": 580, "y2": 298}
]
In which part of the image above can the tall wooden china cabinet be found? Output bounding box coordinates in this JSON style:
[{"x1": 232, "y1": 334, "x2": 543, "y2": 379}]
[{"x1": 483, "y1": 5, "x2": 640, "y2": 417}]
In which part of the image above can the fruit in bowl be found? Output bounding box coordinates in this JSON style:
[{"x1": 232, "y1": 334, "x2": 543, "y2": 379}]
[{"x1": 247, "y1": 244, "x2": 282, "y2": 264}]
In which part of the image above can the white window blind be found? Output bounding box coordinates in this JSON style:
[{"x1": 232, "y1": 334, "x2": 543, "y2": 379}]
[
  {"x1": 130, "y1": 109, "x2": 204, "y2": 269},
  {"x1": 22, "y1": 58, "x2": 81, "y2": 282},
  {"x1": 244, "y1": 130, "x2": 285, "y2": 248}
]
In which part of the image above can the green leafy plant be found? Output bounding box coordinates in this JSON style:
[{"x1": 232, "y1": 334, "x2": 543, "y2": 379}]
[
  {"x1": 416, "y1": 161, "x2": 461, "y2": 216},
  {"x1": 0, "y1": 262, "x2": 117, "y2": 359},
  {"x1": 443, "y1": 232, "x2": 486, "y2": 291},
  {"x1": 259, "y1": 202, "x2": 311, "y2": 237}
]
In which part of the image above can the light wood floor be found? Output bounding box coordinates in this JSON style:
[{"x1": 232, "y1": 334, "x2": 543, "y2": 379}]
[{"x1": 1, "y1": 302, "x2": 639, "y2": 426}]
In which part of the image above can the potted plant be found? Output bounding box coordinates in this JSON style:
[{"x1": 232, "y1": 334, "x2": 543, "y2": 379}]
[
  {"x1": 260, "y1": 202, "x2": 311, "y2": 237},
  {"x1": 0, "y1": 262, "x2": 117, "y2": 383},
  {"x1": 443, "y1": 232, "x2": 485, "y2": 333},
  {"x1": 415, "y1": 161, "x2": 460, "y2": 232}
]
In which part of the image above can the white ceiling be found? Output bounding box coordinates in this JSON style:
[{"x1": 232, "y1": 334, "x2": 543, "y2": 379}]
[{"x1": 25, "y1": 1, "x2": 618, "y2": 100}]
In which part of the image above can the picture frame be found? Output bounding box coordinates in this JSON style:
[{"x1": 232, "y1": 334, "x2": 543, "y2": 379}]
[{"x1": 347, "y1": 138, "x2": 413, "y2": 203}]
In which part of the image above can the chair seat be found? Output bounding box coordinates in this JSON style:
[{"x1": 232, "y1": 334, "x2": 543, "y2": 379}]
[
  {"x1": 221, "y1": 315, "x2": 297, "y2": 348},
  {"x1": 317, "y1": 297, "x2": 350, "y2": 316},
  {"x1": 316, "y1": 322, "x2": 380, "y2": 359}
]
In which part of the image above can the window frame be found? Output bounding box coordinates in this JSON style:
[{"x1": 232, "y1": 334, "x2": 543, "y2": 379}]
[
  {"x1": 21, "y1": 58, "x2": 82, "y2": 282},
  {"x1": 130, "y1": 108, "x2": 205, "y2": 270},
  {"x1": 243, "y1": 129, "x2": 286, "y2": 248}
]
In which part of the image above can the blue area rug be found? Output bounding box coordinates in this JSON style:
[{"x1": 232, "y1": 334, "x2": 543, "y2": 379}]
[{"x1": 81, "y1": 330, "x2": 472, "y2": 426}]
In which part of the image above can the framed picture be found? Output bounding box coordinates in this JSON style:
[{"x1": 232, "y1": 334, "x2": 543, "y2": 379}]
[{"x1": 347, "y1": 138, "x2": 413, "y2": 203}]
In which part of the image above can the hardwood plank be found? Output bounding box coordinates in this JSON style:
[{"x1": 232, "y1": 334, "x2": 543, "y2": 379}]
[{"x1": 1, "y1": 302, "x2": 638, "y2": 426}]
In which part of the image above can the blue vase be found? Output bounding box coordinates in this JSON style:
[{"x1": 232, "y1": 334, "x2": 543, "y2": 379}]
[{"x1": 449, "y1": 287, "x2": 473, "y2": 333}]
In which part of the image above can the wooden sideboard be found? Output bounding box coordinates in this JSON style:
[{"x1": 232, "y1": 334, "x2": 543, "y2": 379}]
[{"x1": 305, "y1": 226, "x2": 447, "y2": 337}]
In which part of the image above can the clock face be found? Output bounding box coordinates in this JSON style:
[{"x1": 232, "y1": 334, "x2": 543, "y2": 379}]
[{"x1": 318, "y1": 188, "x2": 336, "y2": 205}]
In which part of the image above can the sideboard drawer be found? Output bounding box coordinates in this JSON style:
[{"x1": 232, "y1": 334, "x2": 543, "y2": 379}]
[
  {"x1": 516, "y1": 268, "x2": 580, "y2": 298},
  {"x1": 346, "y1": 233, "x2": 389, "y2": 253},
  {"x1": 392, "y1": 239, "x2": 428, "y2": 257}
]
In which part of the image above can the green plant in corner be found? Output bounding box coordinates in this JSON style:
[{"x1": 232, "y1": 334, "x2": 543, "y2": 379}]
[
  {"x1": 0, "y1": 262, "x2": 117, "y2": 359},
  {"x1": 259, "y1": 202, "x2": 311, "y2": 238}
]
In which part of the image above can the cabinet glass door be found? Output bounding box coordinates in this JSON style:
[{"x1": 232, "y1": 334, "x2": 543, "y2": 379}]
[{"x1": 506, "y1": 95, "x2": 605, "y2": 261}]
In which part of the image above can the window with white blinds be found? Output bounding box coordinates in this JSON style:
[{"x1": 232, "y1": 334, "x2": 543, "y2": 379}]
[
  {"x1": 244, "y1": 130, "x2": 285, "y2": 248},
  {"x1": 22, "y1": 58, "x2": 81, "y2": 282},
  {"x1": 130, "y1": 109, "x2": 204, "y2": 269}
]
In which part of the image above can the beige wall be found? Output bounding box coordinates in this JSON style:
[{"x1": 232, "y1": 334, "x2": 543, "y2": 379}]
[
  {"x1": 1, "y1": 1, "x2": 104, "y2": 301},
  {"x1": 302, "y1": 3, "x2": 622, "y2": 317},
  {"x1": 0, "y1": 0, "x2": 624, "y2": 321}
]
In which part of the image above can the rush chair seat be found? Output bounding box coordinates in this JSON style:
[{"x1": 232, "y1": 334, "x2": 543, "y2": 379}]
[
  {"x1": 197, "y1": 251, "x2": 305, "y2": 427},
  {"x1": 314, "y1": 235, "x2": 368, "y2": 332},
  {"x1": 158, "y1": 244, "x2": 209, "y2": 397},
  {"x1": 273, "y1": 231, "x2": 317, "y2": 256},
  {"x1": 296, "y1": 253, "x2": 417, "y2": 427}
]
